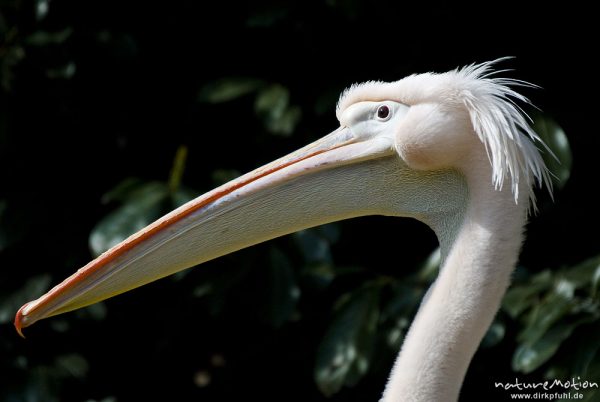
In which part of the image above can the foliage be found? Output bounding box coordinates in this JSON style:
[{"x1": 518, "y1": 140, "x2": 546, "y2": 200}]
[
  {"x1": 0, "y1": 1, "x2": 598, "y2": 402},
  {"x1": 504, "y1": 257, "x2": 600, "y2": 402},
  {"x1": 199, "y1": 79, "x2": 302, "y2": 137}
]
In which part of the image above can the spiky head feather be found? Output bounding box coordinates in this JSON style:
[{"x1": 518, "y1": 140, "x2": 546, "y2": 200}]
[{"x1": 336, "y1": 58, "x2": 553, "y2": 211}]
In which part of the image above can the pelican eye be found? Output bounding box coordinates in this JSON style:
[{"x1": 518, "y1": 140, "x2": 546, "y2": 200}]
[{"x1": 376, "y1": 105, "x2": 390, "y2": 120}]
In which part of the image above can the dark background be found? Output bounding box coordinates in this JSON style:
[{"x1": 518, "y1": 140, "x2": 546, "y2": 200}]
[{"x1": 1, "y1": 1, "x2": 598, "y2": 401}]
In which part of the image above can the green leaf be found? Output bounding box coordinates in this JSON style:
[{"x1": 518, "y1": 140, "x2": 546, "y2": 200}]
[
  {"x1": 315, "y1": 286, "x2": 380, "y2": 396},
  {"x1": 35, "y1": 0, "x2": 50, "y2": 20},
  {"x1": 254, "y1": 84, "x2": 301, "y2": 136},
  {"x1": 301, "y1": 262, "x2": 336, "y2": 289},
  {"x1": 314, "y1": 87, "x2": 343, "y2": 115},
  {"x1": 54, "y1": 353, "x2": 89, "y2": 379},
  {"x1": 415, "y1": 247, "x2": 441, "y2": 283},
  {"x1": 25, "y1": 28, "x2": 73, "y2": 46},
  {"x1": 580, "y1": 388, "x2": 600, "y2": 402},
  {"x1": 198, "y1": 77, "x2": 264, "y2": 103},
  {"x1": 89, "y1": 182, "x2": 169, "y2": 256},
  {"x1": 571, "y1": 360, "x2": 600, "y2": 402},
  {"x1": 246, "y1": 6, "x2": 289, "y2": 27},
  {"x1": 481, "y1": 320, "x2": 506, "y2": 348},
  {"x1": 513, "y1": 319, "x2": 591, "y2": 374},
  {"x1": 380, "y1": 283, "x2": 422, "y2": 349},
  {"x1": 261, "y1": 248, "x2": 300, "y2": 327},
  {"x1": 255, "y1": 84, "x2": 289, "y2": 117},
  {"x1": 46, "y1": 62, "x2": 76, "y2": 79},
  {"x1": 76, "y1": 302, "x2": 108, "y2": 321},
  {"x1": 533, "y1": 115, "x2": 572, "y2": 189},
  {"x1": 211, "y1": 169, "x2": 241, "y2": 186},
  {"x1": 561, "y1": 255, "x2": 600, "y2": 295},
  {"x1": 264, "y1": 105, "x2": 302, "y2": 136},
  {"x1": 517, "y1": 282, "x2": 575, "y2": 344},
  {"x1": 380, "y1": 283, "x2": 422, "y2": 323},
  {"x1": 100, "y1": 177, "x2": 146, "y2": 203},
  {"x1": 294, "y1": 229, "x2": 333, "y2": 264},
  {"x1": 503, "y1": 270, "x2": 553, "y2": 318},
  {"x1": 172, "y1": 186, "x2": 199, "y2": 208},
  {"x1": 192, "y1": 264, "x2": 253, "y2": 315},
  {"x1": 568, "y1": 323, "x2": 600, "y2": 376},
  {"x1": 317, "y1": 224, "x2": 341, "y2": 244}
]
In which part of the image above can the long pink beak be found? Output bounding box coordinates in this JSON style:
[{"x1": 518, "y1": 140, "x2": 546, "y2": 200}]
[{"x1": 15, "y1": 126, "x2": 399, "y2": 336}]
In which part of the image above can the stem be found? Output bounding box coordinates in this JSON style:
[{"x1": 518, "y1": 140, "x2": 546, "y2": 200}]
[{"x1": 168, "y1": 145, "x2": 188, "y2": 194}]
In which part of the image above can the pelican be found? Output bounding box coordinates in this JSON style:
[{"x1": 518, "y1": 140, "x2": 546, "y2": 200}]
[{"x1": 15, "y1": 60, "x2": 551, "y2": 401}]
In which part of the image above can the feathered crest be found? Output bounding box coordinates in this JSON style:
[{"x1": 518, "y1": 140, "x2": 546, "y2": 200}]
[{"x1": 336, "y1": 58, "x2": 553, "y2": 211}]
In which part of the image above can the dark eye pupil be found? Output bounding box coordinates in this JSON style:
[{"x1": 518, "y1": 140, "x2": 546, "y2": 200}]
[{"x1": 377, "y1": 105, "x2": 389, "y2": 119}]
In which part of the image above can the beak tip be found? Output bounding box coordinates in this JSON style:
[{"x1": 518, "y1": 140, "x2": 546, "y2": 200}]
[{"x1": 14, "y1": 303, "x2": 30, "y2": 339}]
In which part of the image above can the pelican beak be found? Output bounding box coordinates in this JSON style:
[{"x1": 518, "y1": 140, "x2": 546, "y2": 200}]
[{"x1": 15, "y1": 126, "x2": 401, "y2": 337}]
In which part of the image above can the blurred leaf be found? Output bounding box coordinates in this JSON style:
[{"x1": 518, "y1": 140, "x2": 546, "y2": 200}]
[
  {"x1": 559, "y1": 359, "x2": 600, "y2": 402},
  {"x1": 100, "y1": 177, "x2": 145, "y2": 203},
  {"x1": 314, "y1": 87, "x2": 343, "y2": 115},
  {"x1": 503, "y1": 270, "x2": 553, "y2": 318},
  {"x1": 294, "y1": 229, "x2": 333, "y2": 264},
  {"x1": 246, "y1": 6, "x2": 289, "y2": 27},
  {"x1": 481, "y1": 320, "x2": 506, "y2": 348},
  {"x1": 505, "y1": 253, "x2": 600, "y2": 381},
  {"x1": 198, "y1": 77, "x2": 264, "y2": 103},
  {"x1": 326, "y1": 0, "x2": 361, "y2": 19},
  {"x1": 168, "y1": 145, "x2": 188, "y2": 194},
  {"x1": 76, "y1": 302, "x2": 108, "y2": 321},
  {"x1": 517, "y1": 281, "x2": 575, "y2": 344},
  {"x1": 380, "y1": 283, "x2": 422, "y2": 349},
  {"x1": 296, "y1": 225, "x2": 341, "y2": 288},
  {"x1": 50, "y1": 319, "x2": 70, "y2": 333},
  {"x1": 415, "y1": 247, "x2": 440, "y2": 283},
  {"x1": 54, "y1": 353, "x2": 89, "y2": 379},
  {"x1": 380, "y1": 283, "x2": 422, "y2": 323},
  {"x1": 568, "y1": 323, "x2": 600, "y2": 376},
  {"x1": 25, "y1": 28, "x2": 73, "y2": 46},
  {"x1": 193, "y1": 264, "x2": 253, "y2": 315},
  {"x1": 93, "y1": 146, "x2": 196, "y2": 254},
  {"x1": 261, "y1": 248, "x2": 300, "y2": 327},
  {"x1": 211, "y1": 168, "x2": 241, "y2": 186},
  {"x1": 46, "y1": 62, "x2": 76, "y2": 79},
  {"x1": 86, "y1": 398, "x2": 118, "y2": 402},
  {"x1": 255, "y1": 84, "x2": 301, "y2": 136},
  {"x1": 533, "y1": 115, "x2": 571, "y2": 189},
  {"x1": 315, "y1": 285, "x2": 380, "y2": 396},
  {"x1": 21, "y1": 366, "x2": 60, "y2": 402},
  {"x1": 264, "y1": 105, "x2": 301, "y2": 136},
  {"x1": 318, "y1": 224, "x2": 341, "y2": 243},
  {"x1": 172, "y1": 186, "x2": 199, "y2": 208},
  {"x1": 89, "y1": 181, "x2": 169, "y2": 256},
  {"x1": 513, "y1": 318, "x2": 592, "y2": 373},
  {"x1": 255, "y1": 84, "x2": 289, "y2": 118},
  {"x1": 301, "y1": 262, "x2": 336, "y2": 289},
  {"x1": 579, "y1": 386, "x2": 600, "y2": 402},
  {"x1": 0, "y1": 274, "x2": 52, "y2": 324},
  {"x1": 561, "y1": 255, "x2": 600, "y2": 296},
  {"x1": 35, "y1": 0, "x2": 50, "y2": 20}
]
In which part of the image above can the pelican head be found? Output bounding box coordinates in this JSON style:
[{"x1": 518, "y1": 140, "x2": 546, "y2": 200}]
[{"x1": 15, "y1": 59, "x2": 551, "y2": 402}]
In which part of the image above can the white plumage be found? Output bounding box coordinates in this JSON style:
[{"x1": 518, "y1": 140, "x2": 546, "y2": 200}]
[{"x1": 337, "y1": 58, "x2": 552, "y2": 206}]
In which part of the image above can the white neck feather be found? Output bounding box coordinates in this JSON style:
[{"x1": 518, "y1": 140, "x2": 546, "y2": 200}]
[{"x1": 381, "y1": 154, "x2": 529, "y2": 402}]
